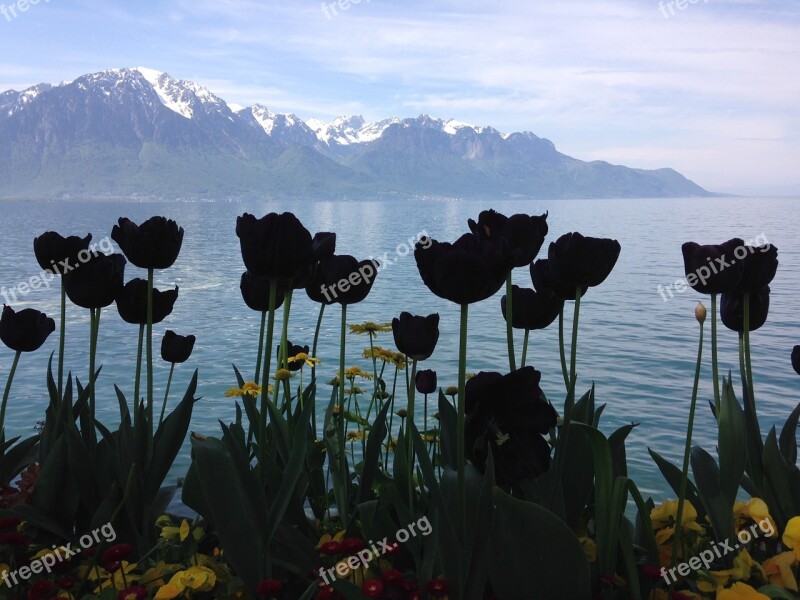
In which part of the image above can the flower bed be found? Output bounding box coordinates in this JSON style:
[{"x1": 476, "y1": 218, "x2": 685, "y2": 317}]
[{"x1": 0, "y1": 211, "x2": 798, "y2": 599}]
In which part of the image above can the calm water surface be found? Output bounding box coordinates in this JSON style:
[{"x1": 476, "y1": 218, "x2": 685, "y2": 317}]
[{"x1": 1, "y1": 197, "x2": 798, "y2": 499}]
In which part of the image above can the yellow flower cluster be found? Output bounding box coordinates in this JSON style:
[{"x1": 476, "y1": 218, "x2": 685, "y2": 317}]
[
  {"x1": 362, "y1": 346, "x2": 406, "y2": 369},
  {"x1": 647, "y1": 499, "x2": 800, "y2": 598},
  {"x1": 225, "y1": 381, "x2": 271, "y2": 397}
]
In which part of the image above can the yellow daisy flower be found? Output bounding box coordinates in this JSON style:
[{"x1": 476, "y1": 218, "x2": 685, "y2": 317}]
[
  {"x1": 349, "y1": 322, "x2": 392, "y2": 336},
  {"x1": 288, "y1": 352, "x2": 321, "y2": 368}
]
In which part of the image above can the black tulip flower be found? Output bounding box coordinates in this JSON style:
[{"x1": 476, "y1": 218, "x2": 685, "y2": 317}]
[
  {"x1": 112, "y1": 217, "x2": 184, "y2": 270},
  {"x1": 236, "y1": 212, "x2": 318, "y2": 281},
  {"x1": 548, "y1": 232, "x2": 621, "y2": 291},
  {"x1": 115, "y1": 279, "x2": 179, "y2": 325},
  {"x1": 415, "y1": 369, "x2": 437, "y2": 395},
  {"x1": 680, "y1": 238, "x2": 744, "y2": 295},
  {"x1": 720, "y1": 286, "x2": 771, "y2": 333},
  {"x1": 0, "y1": 305, "x2": 56, "y2": 353},
  {"x1": 792, "y1": 346, "x2": 800, "y2": 376},
  {"x1": 501, "y1": 285, "x2": 563, "y2": 330},
  {"x1": 736, "y1": 244, "x2": 778, "y2": 292},
  {"x1": 277, "y1": 341, "x2": 310, "y2": 371},
  {"x1": 161, "y1": 330, "x2": 196, "y2": 364},
  {"x1": 530, "y1": 259, "x2": 587, "y2": 300},
  {"x1": 392, "y1": 312, "x2": 440, "y2": 361},
  {"x1": 464, "y1": 366, "x2": 557, "y2": 488},
  {"x1": 33, "y1": 232, "x2": 93, "y2": 275},
  {"x1": 414, "y1": 233, "x2": 508, "y2": 305},
  {"x1": 305, "y1": 255, "x2": 380, "y2": 306},
  {"x1": 468, "y1": 209, "x2": 549, "y2": 268},
  {"x1": 240, "y1": 272, "x2": 286, "y2": 312},
  {"x1": 63, "y1": 253, "x2": 126, "y2": 309}
]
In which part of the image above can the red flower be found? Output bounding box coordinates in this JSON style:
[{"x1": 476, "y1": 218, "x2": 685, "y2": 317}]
[
  {"x1": 106, "y1": 561, "x2": 121, "y2": 573},
  {"x1": 362, "y1": 579, "x2": 384, "y2": 597},
  {"x1": 339, "y1": 538, "x2": 366, "y2": 554},
  {"x1": 641, "y1": 565, "x2": 663, "y2": 580},
  {"x1": 117, "y1": 585, "x2": 148, "y2": 600},
  {"x1": 381, "y1": 569, "x2": 404, "y2": 586},
  {"x1": 103, "y1": 543, "x2": 133, "y2": 565},
  {"x1": 401, "y1": 580, "x2": 419, "y2": 593},
  {"x1": 256, "y1": 579, "x2": 283, "y2": 597},
  {"x1": 320, "y1": 541, "x2": 342, "y2": 555},
  {"x1": 315, "y1": 585, "x2": 344, "y2": 600},
  {"x1": 384, "y1": 541, "x2": 401, "y2": 555},
  {"x1": 425, "y1": 578, "x2": 450, "y2": 597},
  {"x1": 26, "y1": 580, "x2": 54, "y2": 600},
  {"x1": 0, "y1": 516, "x2": 21, "y2": 531},
  {"x1": 0, "y1": 531, "x2": 27, "y2": 545},
  {"x1": 57, "y1": 577, "x2": 76, "y2": 589}
]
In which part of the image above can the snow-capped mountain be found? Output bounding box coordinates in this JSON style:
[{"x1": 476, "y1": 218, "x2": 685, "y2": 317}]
[{"x1": 0, "y1": 67, "x2": 713, "y2": 199}]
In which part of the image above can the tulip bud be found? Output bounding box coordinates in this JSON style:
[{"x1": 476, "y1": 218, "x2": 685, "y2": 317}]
[
  {"x1": 396, "y1": 409, "x2": 407, "y2": 418},
  {"x1": 695, "y1": 302, "x2": 707, "y2": 324}
]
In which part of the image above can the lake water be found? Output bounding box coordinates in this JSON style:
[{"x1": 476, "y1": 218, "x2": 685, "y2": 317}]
[{"x1": 1, "y1": 197, "x2": 798, "y2": 501}]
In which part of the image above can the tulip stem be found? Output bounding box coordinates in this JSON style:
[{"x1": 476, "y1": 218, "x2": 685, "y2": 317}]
[
  {"x1": 338, "y1": 303, "x2": 349, "y2": 526},
  {"x1": 279, "y1": 289, "x2": 293, "y2": 412},
  {"x1": 259, "y1": 279, "x2": 278, "y2": 484},
  {"x1": 743, "y1": 292, "x2": 756, "y2": 410},
  {"x1": 254, "y1": 310, "x2": 267, "y2": 385},
  {"x1": 159, "y1": 362, "x2": 175, "y2": 427},
  {"x1": 311, "y1": 303, "x2": 325, "y2": 435},
  {"x1": 407, "y1": 358, "x2": 418, "y2": 513},
  {"x1": 58, "y1": 278, "x2": 66, "y2": 400},
  {"x1": 146, "y1": 268, "x2": 154, "y2": 429},
  {"x1": 711, "y1": 293, "x2": 721, "y2": 415},
  {"x1": 558, "y1": 308, "x2": 569, "y2": 390},
  {"x1": 505, "y1": 274, "x2": 516, "y2": 371},
  {"x1": 672, "y1": 317, "x2": 704, "y2": 571},
  {"x1": 0, "y1": 350, "x2": 21, "y2": 436},
  {"x1": 364, "y1": 335, "x2": 380, "y2": 421},
  {"x1": 521, "y1": 329, "x2": 530, "y2": 368},
  {"x1": 134, "y1": 324, "x2": 144, "y2": 427},
  {"x1": 89, "y1": 307, "x2": 101, "y2": 417},
  {"x1": 457, "y1": 303, "x2": 468, "y2": 537}
]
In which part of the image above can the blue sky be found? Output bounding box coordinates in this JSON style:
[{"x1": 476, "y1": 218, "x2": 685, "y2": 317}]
[{"x1": 1, "y1": 0, "x2": 798, "y2": 195}]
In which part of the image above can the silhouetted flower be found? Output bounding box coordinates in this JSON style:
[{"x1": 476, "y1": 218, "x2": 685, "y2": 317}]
[
  {"x1": 305, "y1": 255, "x2": 379, "y2": 305},
  {"x1": 736, "y1": 244, "x2": 778, "y2": 292},
  {"x1": 547, "y1": 232, "x2": 621, "y2": 291},
  {"x1": 240, "y1": 272, "x2": 286, "y2": 312},
  {"x1": 392, "y1": 312, "x2": 439, "y2": 361},
  {"x1": 792, "y1": 346, "x2": 800, "y2": 376},
  {"x1": 721, "y1": 286, "x2": 771, "y2": 332},
  {"x1": 530, "y1": 259, "x2": 587, "y2": 300},
  {"x1": 33, "y1": 231, "x2": 93, "y2": 275},
  {"x1": 63, "y1": 253, "x2": 126, "y2": 309},
  {"x1": 0, "y1": 305, "x2": 55, "y2": 352},
  {"x1": 415, "y1": 369, "x2": 437, "y2": 394},
  {"x1": 277, "y1": 341, "x2": 310, "y2": 371},
  {"x1": 112, "y1": 217, "x2": 184, "y2": 270},
  {"x1": 468, "y1": 209, "x2": 549, "y2": 268},
  {"x1": 161, "y1": 330, "x2": 195, "y2": 364},
  {"x1": 501, "y1": 285, "x2": 563, "y2": 330},
  {"x1": 236, "y1": 212, "x2": 334, "y2": 284},
  {"x1": 256, "y1": 579, "x2": 283, "y2": 597},
  {"x1": 680, "y1": 238, "x2": 744, "y2": 295},
  {"x1": 414, "y1": 233, "x2": 507, "y2": 305},
  {"x1": 465, "y1": 366, "x2": 557, "y2": 488},
  {"x1": 115, "y1": 279, "x2": 178, "y2": 324}
]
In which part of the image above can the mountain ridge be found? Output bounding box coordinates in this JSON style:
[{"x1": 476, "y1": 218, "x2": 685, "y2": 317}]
[{"x1": 0, "y1": 67, "x2": 716, "y2": 200}]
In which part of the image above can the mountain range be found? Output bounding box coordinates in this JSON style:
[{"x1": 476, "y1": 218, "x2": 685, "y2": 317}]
[{"x1": 0, "y1": 68, "x2": 714, "y2": 200}]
